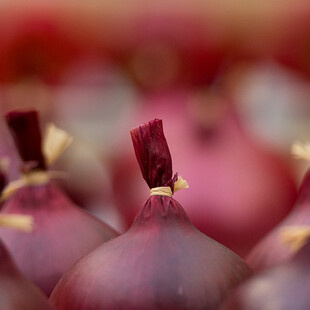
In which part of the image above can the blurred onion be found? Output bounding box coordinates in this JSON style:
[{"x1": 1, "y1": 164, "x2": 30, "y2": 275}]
[
  {"x1": 221, "y1": 239, "x2": 310, "y2": 310},
  {"x1": 247, "y1": 161, "x2": 310, "y2": 272},
  {"x1": 0, "y1": 240, "x2": 54, "y2": 310},
  {"x1": 0, "y1": 110, "x2": 118, "y2": 296}
]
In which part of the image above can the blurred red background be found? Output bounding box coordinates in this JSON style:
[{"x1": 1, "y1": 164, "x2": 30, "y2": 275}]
[{"x1": 0, "y1": 0, "x2": 310, "y2": 257}]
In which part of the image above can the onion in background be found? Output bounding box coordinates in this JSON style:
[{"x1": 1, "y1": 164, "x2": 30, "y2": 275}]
[
  {"x1": 0, "y1": 220, "x2": 54, "y2": 310},
  {"x1": 0, "y1": 110, "x2": 118, "y2": 296},
  {"x1": 109, "y1": 15, "x2": 227, "y2": 91},
  {"x1": 221, "y1": 237, "x2": 310, "y2": 310},
  {"x1": 247, "y1": 142, "x2": 310, "y2": 271}
]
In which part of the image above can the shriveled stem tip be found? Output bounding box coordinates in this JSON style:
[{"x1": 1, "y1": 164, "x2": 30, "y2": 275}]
[
  {"x1": 131, "y1": 119, "x2": 172, "y2": 189},
  {"x1": 6, "y1": 110, "x2": 46, "y2": 170}
]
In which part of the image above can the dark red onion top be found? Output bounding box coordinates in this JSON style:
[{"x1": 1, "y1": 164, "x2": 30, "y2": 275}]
[
  {"x1": 130, "y1": 119, "x2": 173, "y2": 189},
  {"x1": 5, "y1": 110, "x2": 46, "y2": 171}
]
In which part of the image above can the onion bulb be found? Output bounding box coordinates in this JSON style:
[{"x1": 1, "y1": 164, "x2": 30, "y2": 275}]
[
  {"x1": 0, "y1": 214, "x2": 53, "y2": 309},
  {"x1": 247, "y1": 141, "x2": 310, "y2": 271},
  {"x1": 0, "y1": 109, "x2": 118, "y2": 296},
  {"x1": 221, "y1": 237, "x2": 310, "y2": 310},
  {"x1": 50, "y1": 119, "x2": 252, "y2": 310}
]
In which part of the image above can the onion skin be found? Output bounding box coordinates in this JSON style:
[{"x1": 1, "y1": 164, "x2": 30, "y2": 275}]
[
  {"x1": 0, "y1": 241, "x2": 53, "y2": 310},
  {"x1": 50, "y1": 119, "x2": 252, "y2": 310},
  {"x1": 0, "y1": 184, "x2": 117, "y2": 296},
  {"x1": 0, "y1": 110, "x2": 119, "y2": 296},
  {"x1": 247, "y1": 169, "x2": 310, "y2": 272},
  {"x1": 221, "y1": 241, "x2": 310, "y2": 310}
]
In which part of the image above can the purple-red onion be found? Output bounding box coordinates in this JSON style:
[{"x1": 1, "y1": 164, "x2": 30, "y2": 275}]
[
  {"x1": 221, "y1": 239, "x2": 310, "y2": 310},
  {"x1": 0, "y1": 239, "x2": 53, "y2": 310},
  {"x1": 50, "y1": 119, "x2": 252, "y2": 310},
  {"x1": 247, "y1": 157, "x2": 310, "y2": 272},
  {"x1": 0, "y1": 213, "x2": 53, "y2": 310},
  {"x1": 0, "y1": 110, "x2": 118, "y2": 296}
]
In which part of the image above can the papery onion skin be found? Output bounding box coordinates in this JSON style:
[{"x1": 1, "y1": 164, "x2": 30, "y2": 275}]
[
  {"x1": 247, "y1": 169, "x2": 310, "y2": 272},
  {"x1": 0, "y1": 241, "x2": 53, "y2": 310},
  {"x1": 0, "y1": 110, "x2": 119, "y2": 296},
  {"x1": 221, "y1": 240, "x2": 310, "y2": 310},
  {"x1": 49, "y1": 119, "x2": 252, "y2": 310},
  {"x1": 0, "y1": 184, "x2": 117, "y2": 296}
]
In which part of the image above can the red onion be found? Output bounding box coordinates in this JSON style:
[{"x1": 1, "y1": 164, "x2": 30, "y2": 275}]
[
  {"x1": 0, "y1": 109, "x2": 118, "y2": 296},
  {"x1": 247, "y1": 142, "x2": 310, "y2": 271},
  {"x1": 112, "y1": 96, "x2": 297, "y2": 256},
  {"x1": 111, "y1": 15, "x2": 226, "y2": 91},
  {"x1": 50, "y1": 119, "x2": 252, "y2": 310},
  {"x1": 0, "y1": 243, "x2": 53, "y2": 310},
  {"x1": 0, "y1": 214, "x2": 53, "y2": 309},
  {"x1": 221, "y1": 238, "x2": 310, "y2": 310},
  {"x1": 274, "y1": 15, "x2": 310, "y2": 79},
  {"x1": 0, "y1": 16, "x2": 78, "y2": 84}
]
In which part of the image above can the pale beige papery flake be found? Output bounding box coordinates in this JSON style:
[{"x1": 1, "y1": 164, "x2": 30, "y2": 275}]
[
  {"x1": 150, "y1": 176, "x2": 189, "y2": 197},
  {"x1": 280, "y1": 226, "x2": 310, "y2": 252},
  {"x1": 0, "y1": 214, "x2": 34, "y2": 232},
  {"x1": 291, "y1": 141, "x2": 310, "y2": 161},
  {"x1": 174, "y1": 176, "x2": 189, "y2": 192},
  {"x1": 44, "y1": 123, "x2": 73, "y2": 166}
]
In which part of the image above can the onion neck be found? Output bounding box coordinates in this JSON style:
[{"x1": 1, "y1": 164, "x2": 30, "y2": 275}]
[{"x1": 130, "y1": 196, "x2": 194, "y2": 231}]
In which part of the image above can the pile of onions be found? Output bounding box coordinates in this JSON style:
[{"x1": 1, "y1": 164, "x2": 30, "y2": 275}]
[
  {"x1": 247, "y1": 142, "x2": 310, "y2": 271},
  {"x1": 221, "y1": 236, "x2": 310, "y2": 310},
  {"x1": 0, "y1": 109, "x2": 118, "y2": 296},
  {"x1": 50, "y1": 119, "x2": 252, "y2": 310},
  {"x1": 0, "y1": 214, "x2": 53, "y2": 309},
  {"x1": 112, "y1": 96, "x2": 297, "y2": 256}
]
